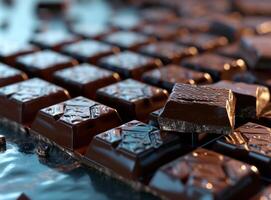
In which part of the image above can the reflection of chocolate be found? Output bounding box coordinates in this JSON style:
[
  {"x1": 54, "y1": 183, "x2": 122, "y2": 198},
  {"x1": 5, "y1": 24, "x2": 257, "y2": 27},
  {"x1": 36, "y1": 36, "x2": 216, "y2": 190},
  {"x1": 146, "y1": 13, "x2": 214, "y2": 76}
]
[
  {"x1": 211, "y1": 80, "x2": 270, "y2": 119},
  {"x1": 102, "y1": 31, "x2": 155, "y2": 50},
  {"x1": 98, "y1": 51, "x2": 161, "y2": 80},
  {"x1": 61, "y1": 40, "x2": 119, "y2": 64},
  {"x1": 0, "y1": 63, "x2": 28, "y2": 87},
  {"x1": 143, "y1": 64, "x2": 212, "y2": 91},
  {"x1": 177, "y1": 33, "x2": 228, "y2": 52},
  {"x1": 251, "y1": 186, "x2": 271, "y2": 200},
  {"x1": 53, "y1": 64, "x2": 120, "y2": 99},
  {"x1": 159, "y1": 83, "x2": 236, "y2": 135},
  {"x1": 240, "y1": 35, "x2": 271, "y2": 69},
  {"x1": 96, "y1": 79, "x2": 168, "y2": 122},
  {"x1": 85, "y1": 120, "x2": 190, "y2": 181},
  {"x1": 214, "y1": 122, "x2": 271, "y2": 177},
  {"x1": 0, "y1": 78, "x2": 69, "y2": 126},
  {"x1": 16, "y1": 50, "x2": 78, "y2": 81},
  {"x1": 139, "y1": 42, "x2": 197, "y2": 64},
  {"x1": 30, "y1": 31, "x2": 80, "y2": 51},
  {"x1": 182, "y1": 53, "x2": 246, "y2": 81},
  {"x1": 31, "y1": 96, "x2": 121, "y2": 151},
  {"x1": 150, "y1": 148, "x2": 260, "y2": 200}
]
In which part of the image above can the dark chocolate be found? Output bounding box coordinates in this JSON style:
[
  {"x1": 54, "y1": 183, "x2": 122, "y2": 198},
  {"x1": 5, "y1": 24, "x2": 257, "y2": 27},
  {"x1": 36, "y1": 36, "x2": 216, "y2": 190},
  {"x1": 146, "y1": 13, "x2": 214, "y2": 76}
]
[
  {"x1": 216, "y1": 42, "x2": 242, "y2": 59},
  {"x1": 251, "y1": 185, "x2": 271, "y2": 200},
  {"x1": 149, "y1": 148, "x2": 260, "y2": 200},
  {"x1": 233, "y1": 0, "x2": 271, "y2": 16},
  {"x1": 98, "y1": 51, "x2": 161, "y2": 80},
  {"x1": 143, "y1": 64, "x2": 212, "y2": 91},
  {"x1": 158, "y1": 83, "x2": 236, "y2": 135},
  {"x1": 96, "y1": 79, "x2": 168, "y2": 122},
  {"x1": 16, "y1": 50, "x2": 78, "y2": 81},
  {"x1": 31, "y1": 96, "x2": 121, "y2": 151},
  {"x1": 53, "y1": 64, "x2": 120, "y2": 99},
  {"x1": 0, "y1": 78, "x2": 70, "y2": 126},
  {"x1": 0, "y1": 63, "x2": 28, "y2": 87}
]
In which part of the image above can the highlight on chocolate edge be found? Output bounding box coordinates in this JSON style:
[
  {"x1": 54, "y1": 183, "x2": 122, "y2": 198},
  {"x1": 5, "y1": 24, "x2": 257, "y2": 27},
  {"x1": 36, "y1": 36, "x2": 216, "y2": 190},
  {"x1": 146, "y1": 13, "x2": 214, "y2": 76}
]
[{"x1": 1, "y1": 0, "x2": 271, "y2": 200}]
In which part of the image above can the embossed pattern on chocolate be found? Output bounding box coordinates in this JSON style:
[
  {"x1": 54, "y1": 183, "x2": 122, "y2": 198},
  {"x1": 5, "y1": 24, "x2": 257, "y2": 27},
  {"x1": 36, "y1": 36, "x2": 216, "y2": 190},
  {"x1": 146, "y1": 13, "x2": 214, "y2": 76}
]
[
  {"x1": 158, "y1": 83, "x2": 236, "y2": 135},
  {"x1": 150, "y1": 148, "x2": 259, "y2": 200},
  {"x1": 31, "y1": 96, "x2": 121, "y2": 150},
  {"x1": 96, "y1": 79, "x2": 168, "y2": 121},
  {"x1": 85, "y1": 120, "x2": 186, "y2": 181},
  {"x1": 98, "y1": 51, "x2": 161, "y2": 79},
  {"x1": 139, "y1": 42, "x2": 197, "y2": 64},
  {"x1": 0, "y1": 63, "x2": 28, "y2": 87}
]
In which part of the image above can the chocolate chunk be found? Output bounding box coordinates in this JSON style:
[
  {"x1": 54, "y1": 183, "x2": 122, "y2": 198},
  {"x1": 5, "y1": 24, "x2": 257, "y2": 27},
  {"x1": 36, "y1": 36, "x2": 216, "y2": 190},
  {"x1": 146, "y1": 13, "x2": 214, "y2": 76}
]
[
  {"x1": 96, "y1": 79, "x2": 168, "y2": 122},
  {"x1": 30, "y1": 31, "x2": 80, "y2": 51},
  {"x1": 0, "y1": 63, "x2": 28, "y2": 87},
  {"x1": 158, "y1": 83, "x2": 236, "y2": 135},
  {"x1": 139, "y1": 42, "x2": 198, "y2": 65},
  {"x1": 216, "y1": 42, "x2": 242, "y2": 59},
  {"x1": 53, "y1": 64, "x2": 120, "y2": 99},
  {"x1": 102, "y1": 31, "x2": 155, "y2": 51},
  {"x1": 149, "y1": 148, "x2": 260, "y2": 200},
  {"x1": 242, "y1": 17, "x2": 271, "y2": 35},
  {"x1": 98, "y1": 51, "x2": 161, "y2": 80},
  {"x1": 214, "y1": 122, "x2": 271, "y2": 177},
  {"x1": 240, "y1": 35, "x2": 271, "y2": 69},
  {"x1": 61, "y1": 40, "x2": 119, "y2": 64},
  {"x1": 31, "y1": 96, "x2": 121, "y2": 151},
  {"x1": 0, "y1": 40, "x2": 39, "y2": 65},
  {"x1": 181, "y1": 53, "x2": 246, "y2": 81},
  {"x1": 85, "y1": 120, "x2": 189, "y2": 181},
  {"x1": 149, "y1": 108, "x2": 163, "y2": 127},
  {"x1": 251, "y1": 186, "x2": 271, "y2": 200},
  {"x1": 233, "y1": 0, "x2": 271, "y2": 16},
  {"x1": 70, "y1": 24, "x2": 114, "y2": 39},
  {"x1": 259, "y1": 103, "x2": 271, "y2": 127},
  {"x1": 16, "y1": 50, "x2": 78, "y2": 81},
  {"x1": 211, "y1": 81, "x2": 270, "y2": 119},
  {"x1": 177, "y1": 33, "x2": 228, "y2": 52},
  {"x1": 0, "y1": 78, "x2": 69, "y2": 126},
  {"x1": 143, "y1": 64, "x2": 212, "y2": 91}
]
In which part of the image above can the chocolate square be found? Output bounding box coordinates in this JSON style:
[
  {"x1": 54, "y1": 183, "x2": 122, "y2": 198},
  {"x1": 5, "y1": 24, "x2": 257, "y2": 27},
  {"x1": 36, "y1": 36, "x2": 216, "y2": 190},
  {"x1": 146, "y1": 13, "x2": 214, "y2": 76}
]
[{"x1": 0, "y1": 63, "x2": 28, "y2": 87}]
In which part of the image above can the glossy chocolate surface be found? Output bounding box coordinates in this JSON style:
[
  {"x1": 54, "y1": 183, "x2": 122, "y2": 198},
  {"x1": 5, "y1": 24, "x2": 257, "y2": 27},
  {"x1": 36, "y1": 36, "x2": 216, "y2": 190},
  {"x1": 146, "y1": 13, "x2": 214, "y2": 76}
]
[
  {"x1": 159, "y1": 83, "x2": 236, "y2": 135},
  {"x1": 16, "y1": 50, "x2": 78, "y2": 81},
  {"x1": 30, "y1": 31, "x2": 81, "y2": 51},
  {"x1": 31, "y1": 96, "x2": 121, "y2": 150},
  {"x1": 139, "y1": 42, "x2": 198, "y2": 64},
  {"x1": 85, "y1": 120, "x2": 189, "y2": 181},
  {"x1": 102, "y1": 31, "x2": 155, "y2": 50},
  {"x1": 143, "y1": 64, "x2": 212, "y2": 91},
  {"x1": 0, "y1": 63, "x2": 28, "y2": 87},
  {"x1": 214, "y1": 122, "x2": 271, "y2": 177},
  {"x1": 0, "y1": 78, "x2": 69, "y2": 125},
  {"x1": 150, "y1": 148, "x2": 259, "y2": 200},
  {"x1": 96, "y1": 79, "x2": 168, "y2": 122},
  {"x1": 98, "y1": 51, "x2": 161, "y2": 80},
  {"x1": 53, "y1": 64, "x2": 120, "y2": 99},
  {"x1": 212, "y1": 80, "x2": 270, "y2": 119},
  {"x1": 61, "y1": 40, "x2": 119, "y2": 64},
  {"x1": 182, "y1": 53, "x2": 246, "y2": 81}
]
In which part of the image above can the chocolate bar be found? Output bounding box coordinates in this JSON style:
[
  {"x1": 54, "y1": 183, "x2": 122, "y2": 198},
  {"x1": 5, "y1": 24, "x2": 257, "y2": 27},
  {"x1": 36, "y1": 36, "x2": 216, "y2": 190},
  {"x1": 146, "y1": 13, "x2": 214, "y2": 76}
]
[
  {"x1": 61, "y1": 40, "x2": 119, "y2": 64},
  {"x1": 240, "y1": 35, "x2": 271, "y2": 69},
  {"x1": 0, "y1": 78, "x2": 69, "y2": 126},
  {"x1": 158, "y1": 83, "x2": 236, "y2": 135},
  {"x1": 181, "y1": 53, "x2": 246, "y2": 81},
  {"x1": 85, "y1": 120, "x2": 190, "y2": 182},
  {"x1": 96, "y1": 79, "x2": 168, "y2": 122},
  {"x1": 53, "y1": 64, "x2": 120, "y2": 99},
  {"x1": 102, "y1": 31, "x2": 155, "y2": 51},
  {"x1": 98, "y1": 51, "x2": 161, "y2": 80},
  {"x1": 16, "y1": 50, "x2": 78, "y2": 81},
  {"x1": 149, "y1": 148, "x2": 260, "y2": 200},
  {"x1": 0, "y1": 63, "x2": 28, "y2": 87},
  {"x1": 214, "y1": 122, "x2": 271, "y2": 177},
  {"x1": 211, "y1": 81, "x2": 270, "y2": 119},
  {"x1": 139, "y1": 42, "x2": 198, "y2": 65},
  {"x1": 31, "y1": 96, "x2": 121, "y2": 151},
  {"x1": 142, "y1": 64, "x2": 212, "y2": 91}
]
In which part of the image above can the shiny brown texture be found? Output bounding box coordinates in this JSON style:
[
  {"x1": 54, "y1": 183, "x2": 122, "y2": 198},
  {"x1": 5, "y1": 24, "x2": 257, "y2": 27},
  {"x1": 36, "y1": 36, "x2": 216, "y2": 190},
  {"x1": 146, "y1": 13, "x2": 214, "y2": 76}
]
[
  {"x1": 159, "y1": 83, "x2": 236, "y2": 134},
  {"x1": 150, "y1": 148, "x2": 259, "y2": 200},
  {"x1": 0, "y1": 78, "x2": 69, "y2": 126},
  {"x1": 96, "y1": 79, "x2": 168, "y2": 122},
  {"x1": 31, "y1": 96, "x2": 121, "y2": 150},
  {"x1": 0, "y1": 63, "x2": 28, "y2": 87}
]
